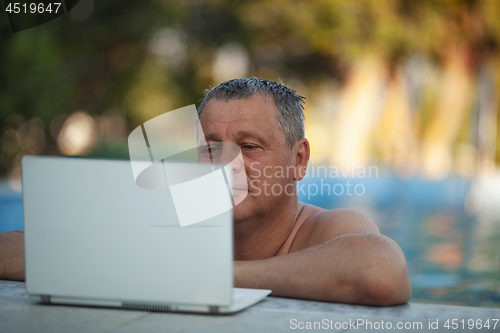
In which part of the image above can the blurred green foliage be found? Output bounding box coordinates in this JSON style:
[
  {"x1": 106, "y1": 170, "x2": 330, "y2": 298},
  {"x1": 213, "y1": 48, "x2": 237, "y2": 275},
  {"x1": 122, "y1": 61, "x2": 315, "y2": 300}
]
[{"x1": 1, "y1": 0, "x2": 500, "y2": 176}]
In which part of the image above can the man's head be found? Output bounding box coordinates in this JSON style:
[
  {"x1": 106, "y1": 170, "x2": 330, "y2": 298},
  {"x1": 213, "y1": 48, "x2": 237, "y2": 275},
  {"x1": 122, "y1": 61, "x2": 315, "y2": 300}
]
[
  {"x1": 198, "y1": 77, "x2": 306, "y2": 149},
  {"x1": 197, "y1": 78, "x2": 310, "y2": 225}
]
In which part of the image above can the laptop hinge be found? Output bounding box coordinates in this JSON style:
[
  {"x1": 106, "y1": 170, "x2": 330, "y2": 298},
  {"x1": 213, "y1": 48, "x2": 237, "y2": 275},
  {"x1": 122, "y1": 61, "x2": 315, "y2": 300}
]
[
  {"x1": 40, "y1": 295, "x2": 51, "y2": 304},
  {"x1": 209, "y1": 306, "x2": 219, "y2": 314}
]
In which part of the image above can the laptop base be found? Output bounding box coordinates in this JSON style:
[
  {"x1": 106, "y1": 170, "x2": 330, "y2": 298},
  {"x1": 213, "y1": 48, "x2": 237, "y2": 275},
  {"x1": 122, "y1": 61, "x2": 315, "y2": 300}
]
[{"x1": 29, "y1": 288, "x2": 271, "y2": 314}]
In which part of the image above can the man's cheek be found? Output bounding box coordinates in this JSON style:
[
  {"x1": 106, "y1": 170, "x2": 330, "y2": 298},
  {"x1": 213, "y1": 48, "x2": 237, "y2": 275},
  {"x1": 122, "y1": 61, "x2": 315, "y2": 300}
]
[
  {"x1": 249, "y1": 179, "x2": 261, "y2": 196},
  {"x1": 246, "y1": 161, "x2": 262, "y2": 179}
]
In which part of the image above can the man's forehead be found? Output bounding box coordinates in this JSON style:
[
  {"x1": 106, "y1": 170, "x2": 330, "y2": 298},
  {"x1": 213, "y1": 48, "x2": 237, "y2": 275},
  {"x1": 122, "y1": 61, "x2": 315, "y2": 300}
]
[
  {"x1": 202, "y1": 94, "x2": 277, "y2": 118},
  {"x1": 199, "y1": 94, "x2": 283, "y2": 144}
]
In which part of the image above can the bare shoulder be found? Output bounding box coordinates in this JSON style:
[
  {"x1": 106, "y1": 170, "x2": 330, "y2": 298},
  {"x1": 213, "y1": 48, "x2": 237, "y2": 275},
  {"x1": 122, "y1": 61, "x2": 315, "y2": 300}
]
[{"x1": 289, "y1": 206, "x2": 380, "y2": 253}]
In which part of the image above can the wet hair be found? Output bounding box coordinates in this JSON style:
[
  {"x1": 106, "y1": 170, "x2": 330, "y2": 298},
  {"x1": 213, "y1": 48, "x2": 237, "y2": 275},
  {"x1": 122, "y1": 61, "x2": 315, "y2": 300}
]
[{"x1": 198, "y1": 77, "x2": 306, "y2": 148}]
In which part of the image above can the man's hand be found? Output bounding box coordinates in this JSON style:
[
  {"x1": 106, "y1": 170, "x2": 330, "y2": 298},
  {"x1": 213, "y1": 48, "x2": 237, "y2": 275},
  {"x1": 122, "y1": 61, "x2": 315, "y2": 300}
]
[
  {"x1": 233, "y1": 209, "x2": 412, "y2": 306},
  {"x1": 0, "y1": 231, "x2": 25, "y2": 281}
]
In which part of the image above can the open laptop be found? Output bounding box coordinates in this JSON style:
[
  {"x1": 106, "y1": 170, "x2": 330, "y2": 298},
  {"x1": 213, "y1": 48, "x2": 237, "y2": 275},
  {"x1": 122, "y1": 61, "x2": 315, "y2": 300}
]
[{"x1": 21, "y1": 155, "x2": 271, "y2": 314}]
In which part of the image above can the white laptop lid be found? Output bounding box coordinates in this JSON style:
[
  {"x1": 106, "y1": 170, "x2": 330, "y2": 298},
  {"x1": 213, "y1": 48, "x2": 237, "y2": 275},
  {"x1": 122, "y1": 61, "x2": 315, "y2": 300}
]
[{"x1": 22, "y1": 156, "x2": 233, "y2": 307}]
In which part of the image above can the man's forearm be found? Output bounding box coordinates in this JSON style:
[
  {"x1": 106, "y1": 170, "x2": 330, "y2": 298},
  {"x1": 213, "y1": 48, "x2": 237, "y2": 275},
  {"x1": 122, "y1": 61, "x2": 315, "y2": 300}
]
[
  {"x1": 234, "y1": 232, "x2": 411, "y2": 306},
  {"x1": 0, "y1": 231, "x2": 25, "y2": 281}
]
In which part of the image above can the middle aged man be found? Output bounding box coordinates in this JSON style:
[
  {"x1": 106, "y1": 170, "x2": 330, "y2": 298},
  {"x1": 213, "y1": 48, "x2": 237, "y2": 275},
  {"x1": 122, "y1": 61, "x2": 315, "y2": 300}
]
[
  {"x1": 196, "y1": 77, "x2": 411, "y2": 305},
  {"x1": 0, "y1": 77, "x2": 411, "y2": 306}
]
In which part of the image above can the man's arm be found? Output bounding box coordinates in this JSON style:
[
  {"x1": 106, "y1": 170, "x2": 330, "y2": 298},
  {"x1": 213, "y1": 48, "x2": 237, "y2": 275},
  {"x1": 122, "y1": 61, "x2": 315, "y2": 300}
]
[
  {"x1": 0, "y1": 231, "x2": 25, "y2": 281},
  {"x1": 234, "y1": 209, "x2": 412, "y2": 306}
]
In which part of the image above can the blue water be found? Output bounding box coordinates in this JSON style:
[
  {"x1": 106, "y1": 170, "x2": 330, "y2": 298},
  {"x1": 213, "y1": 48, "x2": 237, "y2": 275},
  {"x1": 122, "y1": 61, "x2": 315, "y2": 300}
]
[{"x1": 0, "y1": 191, "x2": 23, "y2": 233}]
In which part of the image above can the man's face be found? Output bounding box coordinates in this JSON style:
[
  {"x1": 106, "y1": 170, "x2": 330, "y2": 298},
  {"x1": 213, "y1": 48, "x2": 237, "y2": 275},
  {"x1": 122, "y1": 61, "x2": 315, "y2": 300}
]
[{"x1": 199, "y1": 94, "x2": 296, "y2": 223}]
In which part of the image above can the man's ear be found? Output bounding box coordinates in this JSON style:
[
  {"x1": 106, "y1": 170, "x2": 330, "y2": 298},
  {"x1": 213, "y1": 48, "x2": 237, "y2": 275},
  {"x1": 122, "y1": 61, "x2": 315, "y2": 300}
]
[{"x1": 293, "y1": 138, "x2": 310, "y2": 181}]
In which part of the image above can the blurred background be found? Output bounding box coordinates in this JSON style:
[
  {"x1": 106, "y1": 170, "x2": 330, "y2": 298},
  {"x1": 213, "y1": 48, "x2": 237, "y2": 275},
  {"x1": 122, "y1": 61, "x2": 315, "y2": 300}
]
[{"x1": 1, "y1": 0, "x2": 499, "y2": 307}]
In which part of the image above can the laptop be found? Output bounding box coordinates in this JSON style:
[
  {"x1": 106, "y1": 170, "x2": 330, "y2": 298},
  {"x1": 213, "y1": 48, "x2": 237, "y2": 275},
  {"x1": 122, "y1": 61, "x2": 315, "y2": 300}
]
[{"x1": 21, "y1": 155, "x2": 271, "y2": 314}]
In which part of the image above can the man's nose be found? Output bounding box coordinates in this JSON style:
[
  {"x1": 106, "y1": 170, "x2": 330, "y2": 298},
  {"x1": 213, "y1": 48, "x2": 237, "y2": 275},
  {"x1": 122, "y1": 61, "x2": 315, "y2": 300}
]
[
  {"x1": 220, "y1": 145, "x2": 244, "y2": 173},
  {"x1": 228, "y1": 152, "x2": 244, "y2": 174}
]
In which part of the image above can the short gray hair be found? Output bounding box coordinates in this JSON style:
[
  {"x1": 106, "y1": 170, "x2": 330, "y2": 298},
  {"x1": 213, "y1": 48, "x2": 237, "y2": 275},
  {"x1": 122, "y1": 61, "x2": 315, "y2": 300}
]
[{"x1": 198, "y1": 77, "x2": 306, "y2": 148}]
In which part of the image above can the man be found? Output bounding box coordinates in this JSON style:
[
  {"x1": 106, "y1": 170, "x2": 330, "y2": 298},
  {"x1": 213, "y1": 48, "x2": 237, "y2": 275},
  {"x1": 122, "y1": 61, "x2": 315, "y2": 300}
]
[{"x1": 0, "y1": 77, "x2": 412, "y2": 305}]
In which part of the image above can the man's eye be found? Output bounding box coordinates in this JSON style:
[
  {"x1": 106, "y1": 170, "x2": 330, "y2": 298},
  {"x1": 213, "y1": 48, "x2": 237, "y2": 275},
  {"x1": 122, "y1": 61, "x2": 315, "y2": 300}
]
[
  {"x1": 199, "y1": 145, "x2": 216, "y2": 156},
  {"x1": 243, "y1": 145, "x2": 257, "y2": 150}
]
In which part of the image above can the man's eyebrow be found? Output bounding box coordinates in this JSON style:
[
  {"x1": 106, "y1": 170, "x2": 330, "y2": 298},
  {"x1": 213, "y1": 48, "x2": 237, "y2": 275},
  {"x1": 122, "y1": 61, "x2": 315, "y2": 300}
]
[
  {"x1": 203, "y1": 130, "x2": 271, "y2": 145},
  {"x1": 203, "y1": 132, "x2": 222, "y2": 142},
  {"x1": 235, "y1": 131, "x2": 270, "y2": 145}
]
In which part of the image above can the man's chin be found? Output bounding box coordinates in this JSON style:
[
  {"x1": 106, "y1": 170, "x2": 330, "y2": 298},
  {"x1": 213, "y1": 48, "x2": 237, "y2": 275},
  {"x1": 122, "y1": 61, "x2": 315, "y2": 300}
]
[{"x1": 232, "y1": 195, "x2": 257, "y2": 224}]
